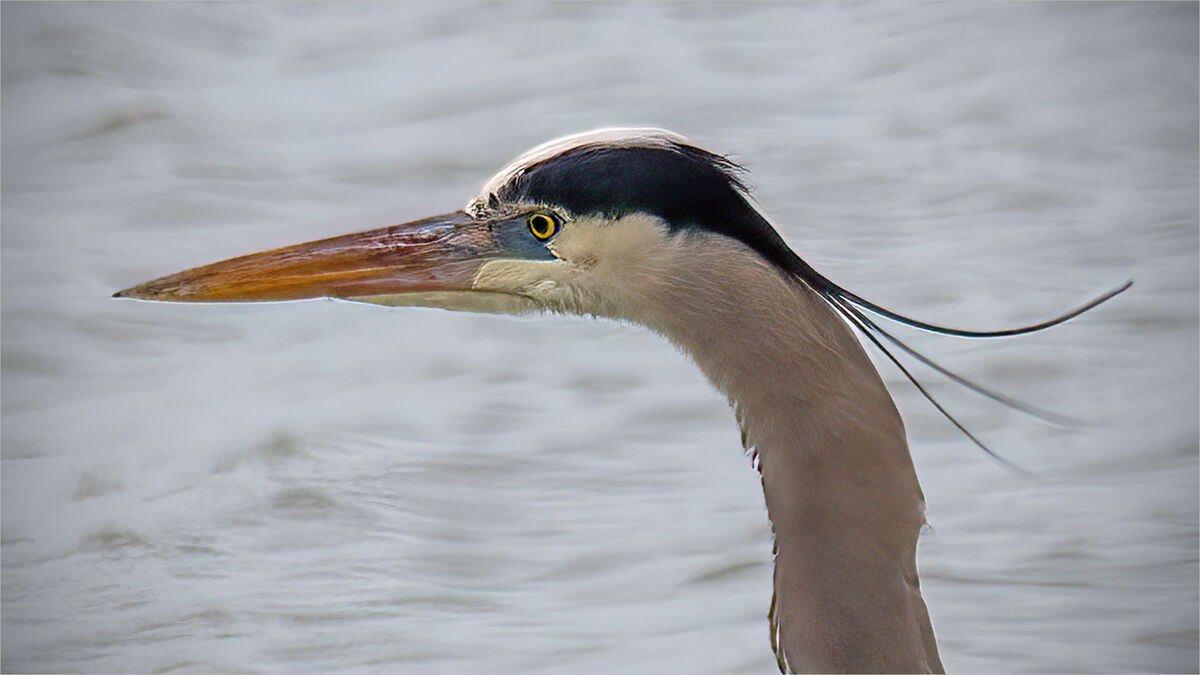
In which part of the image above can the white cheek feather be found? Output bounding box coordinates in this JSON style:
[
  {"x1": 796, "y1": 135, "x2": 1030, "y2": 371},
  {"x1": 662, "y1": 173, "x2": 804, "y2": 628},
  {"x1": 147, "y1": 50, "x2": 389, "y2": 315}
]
[
  {"x1": 469, "y1": 212, "x2": 766, "y2": 334},
  {"x1": 552, "y1": 214, "x2": 683, "y2": 319},
  {"x1": 468, "y1": 214, "x2": 682, "y2": 320}
]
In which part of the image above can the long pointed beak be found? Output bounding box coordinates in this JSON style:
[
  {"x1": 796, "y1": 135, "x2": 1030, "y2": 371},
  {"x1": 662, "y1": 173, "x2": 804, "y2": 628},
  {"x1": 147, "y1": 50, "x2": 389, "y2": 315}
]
[{"x1": 114, "y1": 211, "x2": 493, "y2": 303}]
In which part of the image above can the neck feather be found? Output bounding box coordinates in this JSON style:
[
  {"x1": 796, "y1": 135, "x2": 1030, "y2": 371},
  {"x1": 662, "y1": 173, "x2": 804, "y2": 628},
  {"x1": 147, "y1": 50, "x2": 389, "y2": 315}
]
[{"x1": 634, "y1": 232, "x2": 943, "y2": 673}]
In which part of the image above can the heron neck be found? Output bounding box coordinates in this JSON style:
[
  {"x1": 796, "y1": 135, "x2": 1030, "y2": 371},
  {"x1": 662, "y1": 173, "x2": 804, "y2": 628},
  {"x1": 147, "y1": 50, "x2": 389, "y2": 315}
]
[
  {"x1": 643, "y1": 241, "x2": 924, "y2": 509},
  {"x1": 640, "y1": 238, "x2": 941, "y2": 672}
]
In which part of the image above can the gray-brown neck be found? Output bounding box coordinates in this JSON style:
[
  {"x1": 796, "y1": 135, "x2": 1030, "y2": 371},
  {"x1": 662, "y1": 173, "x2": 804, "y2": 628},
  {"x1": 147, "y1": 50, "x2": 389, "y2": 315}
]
[{"x1": 636, "y1": 235, "x2": 944, "y2": 673}]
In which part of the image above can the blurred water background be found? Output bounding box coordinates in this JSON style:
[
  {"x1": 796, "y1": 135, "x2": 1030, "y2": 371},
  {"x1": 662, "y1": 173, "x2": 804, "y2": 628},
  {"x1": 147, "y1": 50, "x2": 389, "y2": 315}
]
[{"x1": 2, "y1": 3, "x2": 1197, "y2": 673}]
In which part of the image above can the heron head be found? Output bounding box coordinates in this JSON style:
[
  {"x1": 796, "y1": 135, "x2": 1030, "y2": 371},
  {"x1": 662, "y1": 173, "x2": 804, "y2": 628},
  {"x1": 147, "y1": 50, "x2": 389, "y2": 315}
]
[{"x1": 115, "y1": 128, "x2": 802, "y2": 324}]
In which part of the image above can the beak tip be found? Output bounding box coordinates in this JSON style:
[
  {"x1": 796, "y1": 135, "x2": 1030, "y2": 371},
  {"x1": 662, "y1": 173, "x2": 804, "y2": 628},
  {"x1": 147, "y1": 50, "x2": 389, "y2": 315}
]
[{"x1": 112, "y1": 281, "x2": 176, "y2": 301}]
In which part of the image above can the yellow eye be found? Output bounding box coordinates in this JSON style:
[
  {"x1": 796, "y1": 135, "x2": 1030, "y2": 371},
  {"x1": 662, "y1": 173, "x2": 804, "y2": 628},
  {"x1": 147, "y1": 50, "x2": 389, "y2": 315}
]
[{"x1": 527, "y1": 213, "x2": 558, "y2": 241}]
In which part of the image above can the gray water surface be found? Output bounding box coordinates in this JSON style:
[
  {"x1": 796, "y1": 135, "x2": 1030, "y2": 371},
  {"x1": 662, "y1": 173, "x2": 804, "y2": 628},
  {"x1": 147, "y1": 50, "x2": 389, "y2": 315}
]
[{"x1": 2, "y1": 3, "x2": 1197, "y2": 673}]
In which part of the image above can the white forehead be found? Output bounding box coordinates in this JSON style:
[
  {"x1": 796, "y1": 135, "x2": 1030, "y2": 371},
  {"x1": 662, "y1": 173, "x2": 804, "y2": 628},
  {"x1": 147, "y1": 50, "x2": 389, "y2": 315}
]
[{"x1": 469, "y1": 127, "x2": 692, "y2": 211}]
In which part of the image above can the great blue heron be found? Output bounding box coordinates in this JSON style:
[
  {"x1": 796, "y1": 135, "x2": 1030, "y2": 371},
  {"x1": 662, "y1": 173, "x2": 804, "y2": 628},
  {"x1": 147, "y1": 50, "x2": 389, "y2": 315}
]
[{"x1": 114, "y1": 128, "x2": 1128, "y2": 673}]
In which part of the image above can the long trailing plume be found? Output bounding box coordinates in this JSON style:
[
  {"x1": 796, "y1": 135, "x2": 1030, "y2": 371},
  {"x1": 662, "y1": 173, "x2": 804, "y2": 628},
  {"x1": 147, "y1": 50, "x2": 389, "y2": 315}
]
[
  {"x1": 792, "y1": 257, "x2": 1132, "y2": 471},
  {"x1": 830, "y1": 278, "x2": 1133, "y2": 338}
]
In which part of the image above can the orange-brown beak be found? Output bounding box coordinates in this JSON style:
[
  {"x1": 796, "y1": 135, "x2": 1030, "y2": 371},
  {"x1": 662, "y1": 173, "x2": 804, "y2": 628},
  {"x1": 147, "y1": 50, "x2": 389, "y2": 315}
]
[{"x1": 114, "y1": 211, "x2": 498, "y2": 303}]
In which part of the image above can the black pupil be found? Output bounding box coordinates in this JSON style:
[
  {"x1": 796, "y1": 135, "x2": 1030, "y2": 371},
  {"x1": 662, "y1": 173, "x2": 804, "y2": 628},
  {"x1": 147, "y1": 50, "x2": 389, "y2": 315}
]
[{"x1": 532, "y1": 215, "x2": 553, "y2": 237}]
